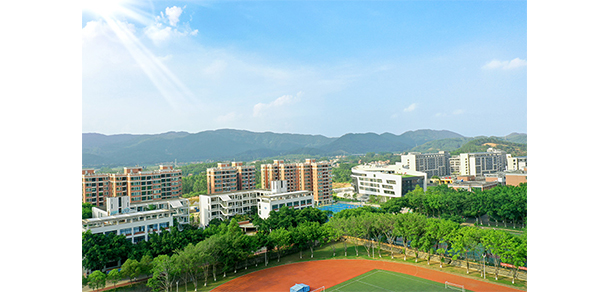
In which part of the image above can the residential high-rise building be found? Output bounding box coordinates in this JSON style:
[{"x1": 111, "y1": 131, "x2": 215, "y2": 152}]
[
  {"x1": 82, "y1": 169, "x2": 110, "y2": 206},
  {"x1": 261, "y1": 159, "x2": 332, "y2": 205},
  {"x1": 82, "y1": 165, "x2": 182, "y2": 206},
  {"x1": 459, "y1": 148, "x2": 507, "y2": 176},
  {"x1": 206, "y1": 162, "x2": 256, "y2": 194},
  {"x1": 401, "y1": 151, "x2": 451, "y2": 177}
]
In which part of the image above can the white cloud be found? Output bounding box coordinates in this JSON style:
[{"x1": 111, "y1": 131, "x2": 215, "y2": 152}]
[
  {"x1": 145, "y1": 6, "x2": 196, "y2": 45},
  {"x1": 216, "y1": 112, "x2": 239, "y2": 123},
  {"x1": 165, "y1": 6, "x2": 183, "y2": 27},
  {"x1": 482, "y1": 58, "x2": 527, "y2": 70},
  {"x1": 453, "y1": 109, "x2": 464, "y2": 115},
  {"x1": 145, "y1": 24, "x2": 173, "y2": 44},
  {"x1": 82, "y1": 19, "x2": 135, "y2": 42},
  {"x1": 404, "y1": 103, "x2": 417, "y2": 112},
  {"x1": 253, "y1": 92, "x2": 303, "y2": 117}
]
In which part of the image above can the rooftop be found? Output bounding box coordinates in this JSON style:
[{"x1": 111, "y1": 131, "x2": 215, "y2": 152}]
[{"x1": 83, "y1": 209, "x2": 171, "y2": 223}]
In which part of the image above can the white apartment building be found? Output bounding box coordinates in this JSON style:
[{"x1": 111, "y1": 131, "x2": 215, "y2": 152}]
[
  {"x1": 401, "y1": 151, "x2": 451, "y2": 177},
  {"x1": 459, "y1": 148, "x2": 507, "y2": 176},
  {"x1": 82, "y1": 196, "x2": 189, "y2": 243},
  {"x1": 257, "y1": 181, "x2": 313, "y2": 219},
  {"x1": 199, "y1": 180, "x2": 315, "y2": 226},
  {"x1": 351, "y1": 162, "x2": 427, "y2": 202},
  {"x1": 199, "y1": 190, "x2": 260, "y2": 227}
]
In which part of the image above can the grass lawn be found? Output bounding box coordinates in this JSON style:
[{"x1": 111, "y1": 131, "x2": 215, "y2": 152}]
[{"x1": 326, "y1": 269, "x2": 472, "y2": 292}]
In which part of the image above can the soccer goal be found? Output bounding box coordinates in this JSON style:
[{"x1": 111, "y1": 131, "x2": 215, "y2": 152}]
[
  {"x1": 444, "y1": 281, "x2": 465, "y2": 292},
  {"x1": 311, "y1": 286, "x2": 325, "y2": 292}
]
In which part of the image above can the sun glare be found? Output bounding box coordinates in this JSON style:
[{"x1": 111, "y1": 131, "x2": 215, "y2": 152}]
[{"x1": 83, "y1": 0, "x2": 129, "y2": 17}]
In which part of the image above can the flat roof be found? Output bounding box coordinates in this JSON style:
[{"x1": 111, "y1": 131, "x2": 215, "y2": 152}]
[
  {"x1": 83, "y1": 209, "x2": 170, "y2": 223},
  {"x1": 259, "y1": 190, "x2": 312, "y2": 198}
]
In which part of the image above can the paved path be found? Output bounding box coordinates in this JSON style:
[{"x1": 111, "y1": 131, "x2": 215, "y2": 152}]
[{"x1": 212, "y1": 259, "x2": 524, "y2": 292}]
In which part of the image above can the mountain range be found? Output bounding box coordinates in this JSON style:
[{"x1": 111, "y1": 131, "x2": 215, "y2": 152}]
[{"x1": 82, "y1": 129, "x2": 526, "y2": 167}]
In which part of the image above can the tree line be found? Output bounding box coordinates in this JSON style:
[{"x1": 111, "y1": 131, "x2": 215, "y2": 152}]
[
  {"x1": 82, "y1": 207, "x2": 332, "y2": 291},
  {"x1": 328, "y1": 211, "x2": 526, "y2": 284},
  {"x1": 84, "y1": 205, "x2": 526, "y2": 291},
  {"x1": 379, "y1": 183, "x2": 527, "y2": 227}
]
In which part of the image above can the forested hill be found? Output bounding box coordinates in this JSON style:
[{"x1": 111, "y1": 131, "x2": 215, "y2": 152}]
[
  {"x1": 82, "y1": 129, "x2": 464, "y2": 167},
  {"x1": 450, "y1": 137, "x2": 527, "y2": 157},
  {"x1": 409, "y1": 133, "x2": 526, "y2": 155}
]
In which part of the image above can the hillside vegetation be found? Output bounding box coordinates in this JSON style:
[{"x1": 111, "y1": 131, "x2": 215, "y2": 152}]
[
  {"x1": 82, "y1": 129, "x2": 463, "y2": 167},
  {"x1": 450, "y1": 137, "x2": 527, "y2": 157}
]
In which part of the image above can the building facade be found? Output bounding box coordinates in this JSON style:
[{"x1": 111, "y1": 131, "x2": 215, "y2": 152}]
[
  {"x1": 199, "y1": 180, "x2": 315, "y2": 227},
  {"x1": 351, "y1": 163, "x2": 427, "y2": 202},
  {"x1": 257, "y1": 181, "x2": 314, "y2": 219},
  {"x1": 401, "y1": 151, "x2": 451, "y2": 177},
  {"x1": 458, "y1": 148, "x2": 507, "y2": 176},
  {"x1": 82, "y1": 196, "x2": 189, "y2": 243},
  {"x1": 82, "y1": 165, "x2": 182, "y2": 207},
  {"x1": 206, "y1": 162, "x2": 256, "y2": 194},
  {"x1": 506, "y1": 155, "x2": 527, "y2": 171},
  {"x1": 82, "y1": 169, "x2": 110, "y2": 206},
  {"x1": 199, "y1": 190, "x2": 260, "y2": 227},
  {"x1": 505, "y1": 170, "x2": 527, "y2": 186},
  {"x1": 448, "y1": 180, "x2": 500, "y2": 192},
  {"x1": 261, "y1": 159, "x2": 332, "y2": 205}
]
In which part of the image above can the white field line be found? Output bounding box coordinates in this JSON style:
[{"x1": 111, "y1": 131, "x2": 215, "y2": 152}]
[
  {"x1": 354, "y1": 279, "x2": 393, "y2": 291},
  {"x1": 329, "y1": 270, "x2": 382, "y2": 292},
  {"x1": 375, "y1": 269, "x2": 442, "y2": 287}
]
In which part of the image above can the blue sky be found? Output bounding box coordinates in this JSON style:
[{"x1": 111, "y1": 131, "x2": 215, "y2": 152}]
[{"x1": 82, "y1": 0, "x2": 527, "y2": 138}]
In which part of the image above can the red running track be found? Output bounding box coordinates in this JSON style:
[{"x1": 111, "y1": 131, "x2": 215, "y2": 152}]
[{"x1": 212, "y1": 259, "x2": 524, "y2": 292}]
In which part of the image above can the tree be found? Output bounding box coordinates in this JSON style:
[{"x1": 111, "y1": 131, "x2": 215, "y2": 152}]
[
  {"x1": 327, "y1": 217, "x2": 350, "y2": 256},
  {"x1": 147, "y1": 254, "x2": 177, "y2": 292},
  {"x1": 448, "y1": 226, "x2": 481, "y2": 274},
  {"x1": 290, "y1": 224, "x2": 309, "y2": 259},
  {"x1": 396, "y1": 213, "x2": 427, "y2": 262},
  {"x1": 176, "y1": 243, "x2": 201, "y2": 291},
  {"x1": 322, "y1": 223, "x2": 341, "y2": 256},
  {"x1": 87, "y1": 270, "x2": 107, "y2": 292},
  {"x1": 82, "y1": 275, "x2": 89, "y2": 288},
  {"x1": 82, "y1": 231, "x2": 132, "y2": 272},
  {"x1": 269, "y1": 227, "x2": 292, "y2": 262},
  {"x1": 499, "y1": 232, "x2": 527, "y2": 284},
  {"x1": 139, "y1": 254, "x2": 154, "y2": 278},
  {"x1": 120, "y1": 258, "x2": 141, "y2": 284},
  {"x1": 434, "y1": 219, "x2": 459, "y2": 268},
  {"x1": 107, "y1": 269, "x2": 122, "y2": 290},
  {"x1": 482, "y1": 229, "x2": 512, "y2": 280},
  {"x1": 375, "y1": 213, "x2": 399, "y2": 258},
  {"x1": 82, "y1": 202, "x2": 93, "y2": 219},
  {"x1": 302, "y1": 221, "x2": 323, "y2": 258},
  {"x1": 198, "y1": 234, "x2": 224, "y2": 282}
]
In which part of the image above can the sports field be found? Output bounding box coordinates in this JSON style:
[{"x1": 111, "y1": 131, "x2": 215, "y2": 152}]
[
  {"x1": 326, "y1": 269, "x2": 470, "y2": 292},
  {"x1": 213, "y1": 259, "x2": 523, "y2": 292}
]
